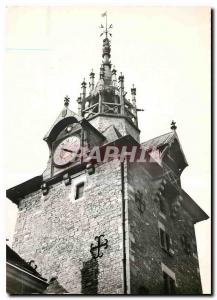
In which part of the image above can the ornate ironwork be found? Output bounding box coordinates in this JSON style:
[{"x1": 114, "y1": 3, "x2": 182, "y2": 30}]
[
  {"x1": 100, "y1": 12, "x2": 113, "y2": 39},
  {"x1": 28, "y1": 260, "x2": 38, "y2": 270},
  {"x1": 90, "y1": 234, "x2": 108, "y2": 259}
]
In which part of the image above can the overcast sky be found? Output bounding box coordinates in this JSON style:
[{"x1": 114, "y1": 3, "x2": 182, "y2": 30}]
[{"x1": 5, "y1": 6, "x2": 210, "y2": 293}]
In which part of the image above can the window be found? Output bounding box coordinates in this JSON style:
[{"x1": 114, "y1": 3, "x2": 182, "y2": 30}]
[
  {"x1": 75, "y1": 182, "x2": 84, "y2": 199},
  {"x1": 163, "y1": 272, "x2": 176, "y2": 294},
  {"x1": 159, "y1": 228, "x2": 171, "y2": 252},
  {"x1": 160, "y1": 229, "x2": 170, "y2": 251},
  {"x1": 158, "y1": 222, "x2": 174, "y2": 255}
]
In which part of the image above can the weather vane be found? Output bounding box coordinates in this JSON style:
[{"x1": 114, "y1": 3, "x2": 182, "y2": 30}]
[{"x1": 100, "y1": 11, "x2": 113, "y2": 38}]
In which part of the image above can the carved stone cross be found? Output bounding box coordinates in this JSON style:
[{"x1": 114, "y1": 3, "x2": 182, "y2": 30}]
[{"x1": 90, "y1": 234, "x2": 108, "y2": 259}]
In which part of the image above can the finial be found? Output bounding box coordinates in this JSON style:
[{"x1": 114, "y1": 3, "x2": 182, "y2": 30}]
[
  {"x1": 81, "y1": 78, "x2": 87, "y2": 99},
  {"x1": 90, "y1": 69, "x2": 95, "y2": 78},
  {"x1": 89, "y1": 70, "x2": 95, "y2": 92},
  {"x1": 171, "y1": 120, "x2": 177, "y2": 131},
  {"x1": 100, "y1": 12, "x2": 112, "y2": 65},
  {"x1": 100, "y1": 11, "x2": 113, "y2": 39},
  {"x1": 112, "y1": 66, "x2": 117, "y2": 88},
  {"x1": 64, "y1": 95, "x2": 70, "y2": 107},
  {"x1": 77, "y1": 96, "x2": 82, "y2": 116},
  {"x1": 118, "y1": 73, "x2": 124, "y2": 83},
  {"x1": 131, "y1": 84, "x2": 136, "y2": 108},
  {"x1": 81, "y1": 78, "x2": 86, "y2": 87},
  {"x1": 118, "y1": 72, "x2": 125, "y2": 115},
  {"x1": 131, "y1": 84, "x2": 136, "y2": 95},
  {"x1": 112, "y1": 65, "x2": 117, "y2": 75}
]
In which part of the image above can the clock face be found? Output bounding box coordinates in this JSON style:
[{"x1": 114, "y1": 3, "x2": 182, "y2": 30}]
[{"x1": 53, "y1": 136, "x2": 81, "y2": 167}]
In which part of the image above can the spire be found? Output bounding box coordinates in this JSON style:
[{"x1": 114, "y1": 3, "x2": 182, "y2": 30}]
[
  {"x1": 77, "y1": 14, "x2": 139, "y2": 131},
  {"x1": 100, "y1": 12, "x2": 113, "y2": 66}
]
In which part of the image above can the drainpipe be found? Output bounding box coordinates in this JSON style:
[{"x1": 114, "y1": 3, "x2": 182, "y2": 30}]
[{"x1": 121, "y1": 161, "x2": 127, "y2": 294}]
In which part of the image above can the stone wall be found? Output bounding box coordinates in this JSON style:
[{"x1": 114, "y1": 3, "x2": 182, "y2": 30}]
[
  {"x1": 11, "y1": 157, "x2": 203, "y2": 295},
  {"x1": 127, "y1": 162, "x2": 202, "y2": 294},
  {"x1": 13, "y1": 159, "x2": 124, "y2": 294}
]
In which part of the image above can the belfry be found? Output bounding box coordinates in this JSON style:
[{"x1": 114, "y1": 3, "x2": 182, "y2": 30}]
[
  {"x1": 77, "y1": 14, "x2": 140, "y2": 143},
  {"x1": 6, "y1": 13, "x2": 208, "y2": 295}
]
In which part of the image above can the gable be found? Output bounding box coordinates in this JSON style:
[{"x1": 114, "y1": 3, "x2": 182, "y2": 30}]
[{"x1": 141, "y1": 131, "x2": 188, "y2": 173}]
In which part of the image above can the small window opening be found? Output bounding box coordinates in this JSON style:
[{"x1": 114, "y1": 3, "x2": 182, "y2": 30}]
[
  {"x1": 163, "y1": 272, "x2": 176, "y2": 294},
  {"x1": 159, "y1": 228, "x2": 171, "y2": 252},
  {"x1": 75, "y1": 182, "x2": 85, "y2": 200}
]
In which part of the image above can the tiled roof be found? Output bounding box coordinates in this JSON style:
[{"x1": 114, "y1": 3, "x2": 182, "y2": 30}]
[
  {"x1": 6, "y1": 245, "x2": 47, "y2": 280},
  {"x1": 43, "y1": 107, "x2": 82, "y2": 141},
  {"x1": 141, "y1": 132, "x2": 174, "y2": 150}
]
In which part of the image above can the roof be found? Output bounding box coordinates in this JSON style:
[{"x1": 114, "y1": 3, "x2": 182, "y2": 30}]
[
  {"x1": 7, "y1": 245, "x2": 47, "y2": 281},
  {"x1": 43, "y1": 106, "x2": 105, "y2": 144},
  {"x1": 43, "y1": 107, "x2": 82, "y2": 142},
  {"x1": 6, "y1": 175, "x2": 42, "y2": 205},
  {"x1": 181, "y1": 190, "x2": 209, "y2": 224},
  {"x1": 141, "y1": 131, "x2": 174, "y2": 150},
  {"x1": 102, "y1": 125, "x2": 122, "y2": 143},
  {"x1": 141, "y1": 131, "x2": 188, "y2": 171},
  {"x1": 7, "y1": 245, "x2": 49, "y2": 294}
]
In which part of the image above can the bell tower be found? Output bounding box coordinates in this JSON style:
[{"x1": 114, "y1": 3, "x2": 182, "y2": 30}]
[
  {"x1": 6, "y1": 13, "x2": 208, "y2": 295},
  {"x1": 77, "y1": 14, "x2": 140, "y2": 143}
]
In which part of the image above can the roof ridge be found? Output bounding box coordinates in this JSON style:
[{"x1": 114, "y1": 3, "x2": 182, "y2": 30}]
[{"x1": 141, "y1": 131, "x2": 174, "y2": 145}]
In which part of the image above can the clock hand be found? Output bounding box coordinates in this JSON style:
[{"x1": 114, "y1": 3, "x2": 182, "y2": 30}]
[{"x1": 62, "y1": 148, "x2": 73, "y2": 153}]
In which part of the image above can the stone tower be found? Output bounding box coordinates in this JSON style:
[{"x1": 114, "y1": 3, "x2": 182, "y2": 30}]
[{"x1": 7, "y1": 15, "x2": 208, "y2": 295}]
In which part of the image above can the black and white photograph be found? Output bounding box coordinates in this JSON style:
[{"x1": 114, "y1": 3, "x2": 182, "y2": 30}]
[{"x1": 4, "y1": 4, "x2": 211, "y2": 295}]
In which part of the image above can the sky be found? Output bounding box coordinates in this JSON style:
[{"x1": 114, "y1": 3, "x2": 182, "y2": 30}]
[{"x1": 5, "y1": 6, "x2": 211, "y2": 293}]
